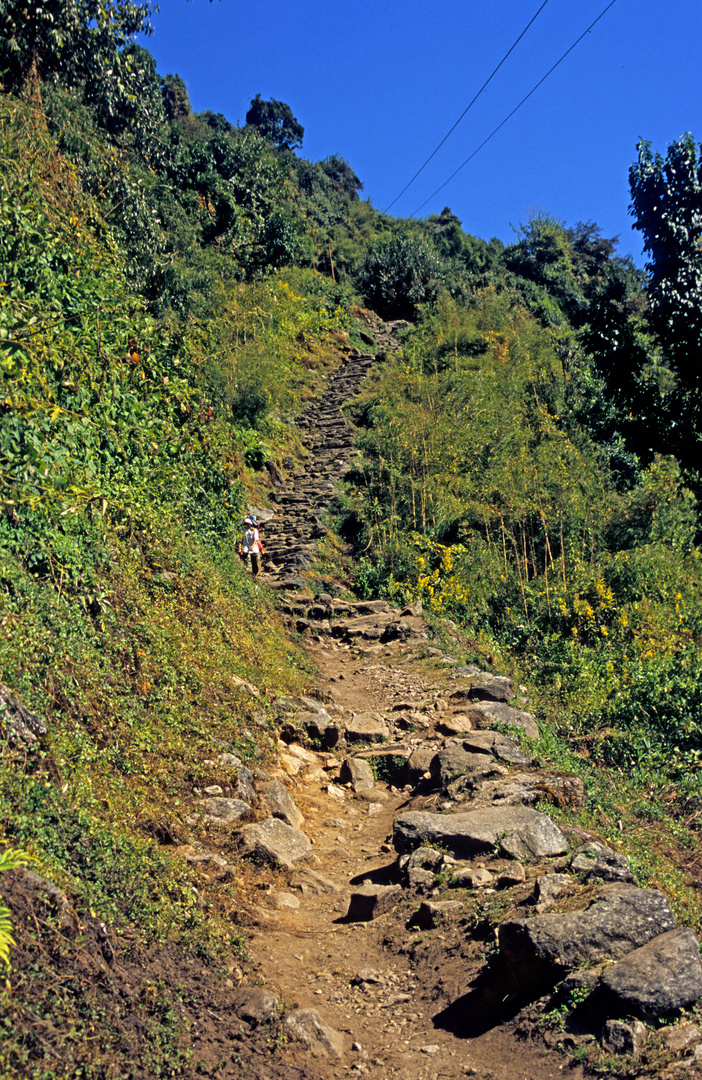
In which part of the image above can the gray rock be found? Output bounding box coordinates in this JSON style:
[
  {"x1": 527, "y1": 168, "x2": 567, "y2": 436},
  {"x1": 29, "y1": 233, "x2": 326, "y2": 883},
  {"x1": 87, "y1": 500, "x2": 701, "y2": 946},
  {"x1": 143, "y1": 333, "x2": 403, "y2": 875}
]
[
  {"x1": 393, "y1": 806, "x2": 567, "y2": 860},
  {"x1": 462, "y1": 701, "x2": 539, "y2": 740},
  {"x1": 407, "y1": 746, "x2": 436, "y2": 784},
  {"x1": 234, "y1": 817, "x2": 312, "y2": 871},
  {"x1": 340, "y1": 756, "x2": 375, "y2": 793},
  {"x1": 289, "y1": 867, "x2": 340, "y2": 895},
  {"x1": 232, "y1": 986, "x2": 279, "y2": 1025},
  {"x1": 0, "y1": 685, "x2": 47, "y2": 746},
  {"x1": 602, "y1": 1019, "x2": 647, "y2": 1057},
  {"x1": 431, "y1": 745, "x2": 503, "y2": 790},
  {"x1": 570, "y1": 842, "x2": 635, "y2": 884},
  {"x1": 658, "y1": 1022, "x2": 702, "y2": 1052},
  {"x1": 346, "y1": 884, "x2": 402, "y2": 921},
  {"x1": 199, "y1": 797, "x2": 251, "y2": 825},
  {"x1": 450, "y1": 674, "x2": 515, "y2": 704},
  {"x1": 499, "y1": 884, "x2": 677, "y2": 987},
  {"x1": 215, "y1": 758, "x2": 257, "y2": 804},
  {"x1": 284, "y1": 1007, "x2": 345, "y2": 1057},
  {"x1": 534, "y1": 873, "x2": 575, "y2": 911},
  {"x1": 344, "y1": 715, "x2": 390, "y2": 744},
  {"x1": 260, "y1": 780, "x2": 304, "y2": 829},
  {"x1": 599, "y1": 928, "x2": 702, "y2": 1020},
  {"x1": 470, "y1": 771, "x2": 586, "y2": 811}
]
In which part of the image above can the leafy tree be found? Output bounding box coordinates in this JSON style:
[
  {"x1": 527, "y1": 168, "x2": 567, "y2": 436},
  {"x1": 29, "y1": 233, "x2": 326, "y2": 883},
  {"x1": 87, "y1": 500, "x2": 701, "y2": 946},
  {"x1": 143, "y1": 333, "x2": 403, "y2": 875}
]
[
  {"x1": 161, "y1": 73, "x2": 191, "y2": 120},
  {"x1": 318, "y1": 155, "x2": 362, "y2": 199},
  {"x1": 357, "y1": 231, "x2": 444, "y2": 320},
  {"x1": 245, "y1": 93, "x2": 304, "y2": 151},
  {"x1": 629, "y1": 134, "x2": 702, "y2": 397},
  {"x1": 0, "y1": 0, "x2": 152, "y2": 93}
]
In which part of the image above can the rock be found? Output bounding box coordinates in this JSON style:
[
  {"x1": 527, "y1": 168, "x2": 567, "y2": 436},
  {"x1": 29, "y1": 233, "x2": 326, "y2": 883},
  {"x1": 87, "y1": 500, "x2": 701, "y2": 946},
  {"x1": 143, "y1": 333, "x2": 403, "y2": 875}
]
[
  {"x1": 462, "y1": 701, "x2": 539, "y2": 740},
  {"x1": 289, "y1": 867, "x2": 340, "y2": 895},
  {"x1": 407, "y1": 746, "x2": 436, "y2": 784},
  {"x1": 658, "y1": 1022, "x2": 702, "y2": 1053},
  {"x1": 198, "y1": 797, "x2": 251, "y2": 825},
  {"x1": 346, "y1": 884, "x2": 402, "y2": 921},
  {"x1": 340, "y1": 756, "x2": 375, "y2": 792},
  {"x1": 393, "y1": 806, "x2": 567, "y2": 861},
  {"x1": 351, "y1": 969, "x2": 384, "y2": 985},
  {"x1": 534, "y1": 873, "x2": 575, "y2": 912},
  {"x1": 400, "y1": 601, "x2": 423, "y2": 617},
  {"x1": 284, "y1": 1008, "x2": 345, "y2": 1057},
  {"x1": 414, "y1": 900, "x2": 464, "y2": 928},
  {"x1": 602, "y1": 1019, "x2": 647, "y2": 1057},
  {"x1": 499, "y1": 884, "x2": 677, "y2": 988},
  {"x1": 470, "y1": 771, "x2": 586, "y2": 811},
  {"x1": 0, "y1": 685, "x2": 47, "y2": 746},
  {"x1": 570, "y1": 842, "x2": 635, "y2": 884},
  {"x1": 260, "y1": 780, "x2": 304, "y2": 829},
  {"x1": 234, "y1": 818, "x2": 312, "y2": 871},
  {"x1": 450, "y1": 674, "x2": 515, "y2": 704},
  {"x1": 431, "y1": 745, "x2": 503, "y2": 790},
  {"x1": 215, "y1": 758, "x2": 257, "y2": 803},
  {"x1": 437, "y1": 714, "x2": 474, "y2": 735},
  {"x1": 497, "y1": 864, "x2": 527, "y2": 889},
  {"x1": 267, "y1": 890, "x2": 300, "y2": 910},
  {"x1": 344, "y1": 715, "x2": 390, "y2": 744},
  {"x1": 599, "y1": 928, "x2": 702, "y2": 1020},
  {"x1": 232, "y1": 987, "x2": 279, "y2": 1024},
  {"x1": 451, "y1": 867, "x2": 494, "y2": 888}
]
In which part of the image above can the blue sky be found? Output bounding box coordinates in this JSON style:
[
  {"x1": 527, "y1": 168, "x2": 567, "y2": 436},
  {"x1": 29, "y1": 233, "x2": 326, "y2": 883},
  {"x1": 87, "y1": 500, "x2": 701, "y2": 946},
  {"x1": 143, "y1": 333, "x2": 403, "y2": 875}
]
[{"x1": 141, "y1": 0, "x2": 702, "y2": 265}]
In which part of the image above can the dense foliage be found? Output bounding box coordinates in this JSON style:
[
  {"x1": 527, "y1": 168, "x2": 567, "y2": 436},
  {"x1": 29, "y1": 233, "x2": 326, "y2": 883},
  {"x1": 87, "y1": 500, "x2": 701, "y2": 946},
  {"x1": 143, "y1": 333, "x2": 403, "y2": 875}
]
[{"x1": 0, "y1": 15, "x2": 701, "y2": 1071}]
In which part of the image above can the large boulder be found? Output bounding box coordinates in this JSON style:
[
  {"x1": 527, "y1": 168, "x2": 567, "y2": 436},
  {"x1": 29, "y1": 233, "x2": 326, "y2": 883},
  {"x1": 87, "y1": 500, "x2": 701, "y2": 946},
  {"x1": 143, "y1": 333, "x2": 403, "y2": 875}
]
[
  {"x1": 393, "y1": 806, "x2": 567, "y2": 860},
  {"x1": 599, "y1": 928, "x2": 702, "y2": 1020},
  {"x1": 431, "y1": 745, "x2": 504, "y2": 790},
  {"x1": 234, "y1": 817, "x2": 312, "y2": 871},
  {"x1": 469, "y1": 771, "x2": 586, "y2": 811},
  {"x1": 499, "y1": 884, "x2": 677, "y2": 988}
]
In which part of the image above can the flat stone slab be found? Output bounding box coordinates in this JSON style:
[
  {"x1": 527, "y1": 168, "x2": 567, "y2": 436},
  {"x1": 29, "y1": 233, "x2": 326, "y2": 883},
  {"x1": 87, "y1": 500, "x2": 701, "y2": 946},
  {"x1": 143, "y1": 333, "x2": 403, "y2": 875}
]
[
  {"x1": 499, "y1": 884, "x2": 677, "y2": 987},
  {"x1": 599, "y1": 928, "x2": 702, "y2": 1020},
  {"x1": 344, "y1": 715, "x2": 390, "y2": 744},
  {"x1": 393, "y1": 806, "x2": 567, "y2": 860},
  {"x1": 469, "y1": 771, "x2": 586, "y2": 810},
  {"x1": 234, "y1": 817, "x2": 312, "y2": 870}
]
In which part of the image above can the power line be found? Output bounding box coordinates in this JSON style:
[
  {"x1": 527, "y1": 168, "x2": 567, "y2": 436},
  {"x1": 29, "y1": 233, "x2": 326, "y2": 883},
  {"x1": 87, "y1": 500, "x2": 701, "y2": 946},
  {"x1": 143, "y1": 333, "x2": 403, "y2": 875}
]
[
  {"x1": 410, "y1": 0, "x2": 619, "y2": 218},
  {"x1": 383, "y1": 0, "x2": 551, "y2": 214}
]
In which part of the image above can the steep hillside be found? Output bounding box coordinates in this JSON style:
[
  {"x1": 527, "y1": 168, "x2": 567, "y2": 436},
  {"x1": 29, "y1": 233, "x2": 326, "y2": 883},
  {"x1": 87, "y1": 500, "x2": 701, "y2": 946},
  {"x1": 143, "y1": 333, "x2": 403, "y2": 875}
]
[{"x1": 0, "y1": 18, "x2": 701, "y2": 1078}]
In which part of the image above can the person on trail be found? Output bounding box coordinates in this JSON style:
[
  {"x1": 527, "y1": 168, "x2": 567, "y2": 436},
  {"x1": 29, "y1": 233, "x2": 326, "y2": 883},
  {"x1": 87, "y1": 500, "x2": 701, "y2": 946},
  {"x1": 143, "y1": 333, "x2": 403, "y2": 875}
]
[{"x1": 239, "y1": 516, "x2": 263, "y2": 576}]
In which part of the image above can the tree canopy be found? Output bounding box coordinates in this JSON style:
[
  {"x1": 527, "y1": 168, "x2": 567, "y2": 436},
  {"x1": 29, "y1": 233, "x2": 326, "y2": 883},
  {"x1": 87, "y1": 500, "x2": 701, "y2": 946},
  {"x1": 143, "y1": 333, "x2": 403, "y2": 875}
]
[{"x1": 245, "y1": 93, "x2": 304, "y2": 151}]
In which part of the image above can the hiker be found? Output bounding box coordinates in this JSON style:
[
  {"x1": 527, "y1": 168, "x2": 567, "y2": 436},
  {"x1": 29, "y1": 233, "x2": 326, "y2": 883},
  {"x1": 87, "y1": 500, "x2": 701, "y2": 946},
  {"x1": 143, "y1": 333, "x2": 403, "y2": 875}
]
[{"x1": 239, "y1": 516, "x2": 263, "y2": 576}]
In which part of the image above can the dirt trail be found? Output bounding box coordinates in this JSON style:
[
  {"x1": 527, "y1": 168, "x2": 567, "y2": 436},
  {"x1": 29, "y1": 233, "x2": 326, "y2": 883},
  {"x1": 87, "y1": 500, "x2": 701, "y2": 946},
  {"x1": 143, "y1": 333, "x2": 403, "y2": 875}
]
[
  {"x1": 238, "y1": 324, "x2": 585, "y2": 1078},
  {"x1": 250, "y1": 633, "x2": 583, "y2": 1080}
]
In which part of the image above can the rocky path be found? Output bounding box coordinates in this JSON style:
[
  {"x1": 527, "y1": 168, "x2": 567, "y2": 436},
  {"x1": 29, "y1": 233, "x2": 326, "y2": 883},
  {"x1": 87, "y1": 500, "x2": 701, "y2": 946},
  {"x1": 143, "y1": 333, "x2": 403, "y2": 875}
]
[{"x1": 199, "y1": 324, "x2": 702, "y2": 1078}]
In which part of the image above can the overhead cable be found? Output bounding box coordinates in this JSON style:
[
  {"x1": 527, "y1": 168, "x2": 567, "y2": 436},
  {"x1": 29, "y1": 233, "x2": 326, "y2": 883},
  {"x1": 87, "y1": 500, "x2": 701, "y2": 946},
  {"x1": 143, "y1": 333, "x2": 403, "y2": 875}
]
[
  {"x1": 410, "y1": 0, "x2": 619, "y2": 218},
  {"x1": 383, "y1": 0, "x2": 551, "y2": 213}
]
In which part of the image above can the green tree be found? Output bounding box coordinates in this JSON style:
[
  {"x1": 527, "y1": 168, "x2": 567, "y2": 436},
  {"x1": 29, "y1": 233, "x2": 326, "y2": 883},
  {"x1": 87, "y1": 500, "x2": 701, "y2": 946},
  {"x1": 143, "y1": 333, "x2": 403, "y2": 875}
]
[
  {"x1": 245, "y1": 94, "x2": 304, "y2": 151},
  {"x1": 629, "y1": 134, "x2": 702, "y2": 396},
  {"x1": 357, "y1": 231, "x2": 444, "y2": 320},
  {"x1": 0, "y1": 0, "x2": 152, "y2": 93}
]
